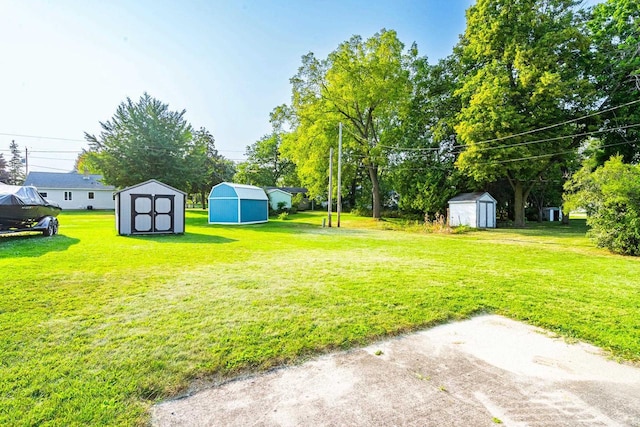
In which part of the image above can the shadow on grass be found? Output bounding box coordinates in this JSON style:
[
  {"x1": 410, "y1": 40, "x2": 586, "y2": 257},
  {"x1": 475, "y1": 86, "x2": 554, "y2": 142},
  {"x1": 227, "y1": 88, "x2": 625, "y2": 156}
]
[
  {"x1": 495, "y1": 219, "x2": 589, "y2": 237},
  {"x1": 123, "y1": 232, "x2": 237, "y2": 244},
  {"x1": 0, "y1": 234, "x2": 80, "y2": 258}
]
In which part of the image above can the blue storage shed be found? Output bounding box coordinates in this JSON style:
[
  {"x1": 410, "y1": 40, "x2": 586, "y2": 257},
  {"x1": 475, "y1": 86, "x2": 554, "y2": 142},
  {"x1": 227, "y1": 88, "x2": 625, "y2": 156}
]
[{"x1": 208, "y1": 182, "x2": 269, "y2": 224}]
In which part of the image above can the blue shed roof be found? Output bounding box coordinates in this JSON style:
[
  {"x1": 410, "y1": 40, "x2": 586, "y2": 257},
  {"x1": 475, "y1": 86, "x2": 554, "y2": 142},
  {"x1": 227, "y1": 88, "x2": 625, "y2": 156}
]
[{"x1": 209, "y1": 182, "x2": 268, "y2": 201}]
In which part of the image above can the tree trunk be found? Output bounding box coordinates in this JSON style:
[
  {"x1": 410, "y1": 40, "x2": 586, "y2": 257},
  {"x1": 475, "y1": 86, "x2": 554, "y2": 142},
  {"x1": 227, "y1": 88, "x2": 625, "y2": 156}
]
[
  {"x1": 513, "y1": 181, "x2": 526, "y2": 227},
  {"x1": 561, "y1": 210, "x2": 570, "y2": 225},
  {"x1": 368, "y1": 165, "x2": 381, "y2": 219}
]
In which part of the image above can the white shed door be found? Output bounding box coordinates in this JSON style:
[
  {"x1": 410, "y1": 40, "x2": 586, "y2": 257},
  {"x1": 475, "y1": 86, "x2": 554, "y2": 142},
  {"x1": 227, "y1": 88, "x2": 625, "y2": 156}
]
[
  {"x1": 154, "y1": 197, "x2": 173, "y2": 232},
  {"x1": 478, "y1": 201, "x2": 494, "y2": 228},
  {"x1": 131, "y1": 194, "x2": 175, "y2": 234}
]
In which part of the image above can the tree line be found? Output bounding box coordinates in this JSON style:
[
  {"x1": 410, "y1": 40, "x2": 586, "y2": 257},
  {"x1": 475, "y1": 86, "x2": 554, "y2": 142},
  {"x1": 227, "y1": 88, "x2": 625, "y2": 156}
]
[{"x1": 37, "y1": 0, "x2": 639, "y2": 253}]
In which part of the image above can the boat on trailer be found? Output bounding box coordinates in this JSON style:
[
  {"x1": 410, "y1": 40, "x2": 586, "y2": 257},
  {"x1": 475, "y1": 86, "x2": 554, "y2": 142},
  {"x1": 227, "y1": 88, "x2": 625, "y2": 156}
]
[{"x1": 0, "y1": 184, "x2": 61, "y2": 236}]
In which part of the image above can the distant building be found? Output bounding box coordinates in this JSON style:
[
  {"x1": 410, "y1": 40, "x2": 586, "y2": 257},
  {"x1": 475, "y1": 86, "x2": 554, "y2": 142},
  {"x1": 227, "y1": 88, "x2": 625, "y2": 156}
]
[
  {"x1": 265, "y1": 188, "x2": 292, "y2": 211},
  {"x1": 24, "y1": 171, "x2": 115, "y2": 210}
]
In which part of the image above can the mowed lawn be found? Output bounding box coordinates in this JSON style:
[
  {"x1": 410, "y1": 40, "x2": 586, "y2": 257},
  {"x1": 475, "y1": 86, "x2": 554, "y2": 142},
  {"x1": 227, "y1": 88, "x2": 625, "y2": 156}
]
[{"x1": 1, "y1": 210, "x2": 639, "y2": 426}]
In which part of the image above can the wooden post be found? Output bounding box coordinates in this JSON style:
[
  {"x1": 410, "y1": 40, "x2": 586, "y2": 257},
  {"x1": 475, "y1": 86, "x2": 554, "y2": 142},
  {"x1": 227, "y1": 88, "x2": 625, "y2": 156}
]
[
  {"x1": 337, "y1": 123, "x2": 342, "y2": 228},
  {"x1": 328, "y1": 148, "x2": 333, "y2": 227}
]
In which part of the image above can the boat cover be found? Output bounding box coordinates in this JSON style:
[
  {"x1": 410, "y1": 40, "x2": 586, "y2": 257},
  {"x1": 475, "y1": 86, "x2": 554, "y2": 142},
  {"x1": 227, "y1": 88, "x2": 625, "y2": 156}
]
[{"x1": 0, "y1": 184, "x2": 56, "y2": 206}]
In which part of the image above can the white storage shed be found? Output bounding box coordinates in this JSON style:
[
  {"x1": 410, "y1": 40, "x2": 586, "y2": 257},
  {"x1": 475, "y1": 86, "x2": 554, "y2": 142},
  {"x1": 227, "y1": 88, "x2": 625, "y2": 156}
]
[
  {"x1": 266, "y1": 188, "x2": 292, "y2": 211},
  {"x1": 448, "y1": 192, "x2": 497, "y2": 228},
  {"x1": 115, "y1": 179, "x2": 186, "y2": 235},
  {"x1": 542, "y1": 207, "x2": 563, "y2": 222}
]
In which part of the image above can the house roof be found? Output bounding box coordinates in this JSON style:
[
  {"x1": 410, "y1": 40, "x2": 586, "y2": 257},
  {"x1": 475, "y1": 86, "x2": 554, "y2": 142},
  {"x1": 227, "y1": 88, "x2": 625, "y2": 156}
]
[
  {"x1": 24, "y1": 172, "x2": 116, "y2": 191},
  {"x1": 266, "y1": 186, "x2": 308, "y2": 195},
  {"x1": 448, "y1": 192, "x2": 496, "y2": 203},
  {"x1": 266, "y1": 188, "x2": 292, "y2": 196},
  {"x1": 115, "y1": 179, "x2": 186, "y2": 195}
]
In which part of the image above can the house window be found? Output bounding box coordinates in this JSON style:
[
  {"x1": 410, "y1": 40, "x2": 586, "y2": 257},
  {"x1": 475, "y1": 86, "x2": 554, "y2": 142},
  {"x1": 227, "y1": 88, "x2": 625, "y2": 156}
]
[
  {"x1": 39, "y1": 192, "x2": 48, "y2": 198},
  {"x1": 88, "y1": 192, "x2": 95, "y2": 200},
  {"x1": 64, "y1": 191, "x2": 73, "y2": 201}
]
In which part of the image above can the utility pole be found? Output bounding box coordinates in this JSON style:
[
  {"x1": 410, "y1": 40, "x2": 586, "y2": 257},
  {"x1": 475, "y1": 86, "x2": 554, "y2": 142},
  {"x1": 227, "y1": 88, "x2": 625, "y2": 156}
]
[
  {"x1": 337, "y1": 123, "x2": 342, "y2": 228},
  {"x1": 328, "y1": 147, "x2": 333, "y2": 227},
  {"x1": 24, "y1": 147, "x2": 28, "y2": 176}
]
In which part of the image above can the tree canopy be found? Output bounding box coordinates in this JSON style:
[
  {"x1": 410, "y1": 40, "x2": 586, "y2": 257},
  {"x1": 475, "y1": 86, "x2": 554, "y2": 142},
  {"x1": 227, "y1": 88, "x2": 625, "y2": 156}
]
[
  {"x1": 85, "y1": 93, "x2": 194, "y2": 190},
  {"x1": 283, "y1": 29, "x2": 414, "y2": 219},
  {"x1": 234, "y1": 107, "x2": 296, "y2": 187},
  {"x1": 564, "y1": 155, "x2": 640, "y2": 255},
  {"x1": 453, "y1": 0, "x2": 594, "y2": 226},
  {"x1": 186, "y1": 127, "x2": 236, "y2": 208},
  {"x1": 587, "y1": 0, "x2": 640, "y2": 163}
]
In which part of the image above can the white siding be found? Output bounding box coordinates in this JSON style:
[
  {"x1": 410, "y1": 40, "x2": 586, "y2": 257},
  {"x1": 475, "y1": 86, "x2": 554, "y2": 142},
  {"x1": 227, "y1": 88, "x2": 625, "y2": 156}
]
[
  {"x1": 449, "y1": 202, "x2": 477, "y2": 227},
  {"x1": 266, "y1": 189, "x2": 292, "y2": 211},
  {"x1": 39, "y1": 188, "x2": 114, "y2": 210},
  {"x1": 115, "y1": 180, "x2": 185, "y2": 235}
]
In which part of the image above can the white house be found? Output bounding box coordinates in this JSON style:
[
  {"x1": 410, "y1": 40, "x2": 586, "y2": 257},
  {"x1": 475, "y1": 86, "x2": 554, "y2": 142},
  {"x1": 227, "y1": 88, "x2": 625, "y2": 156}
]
[
  {"x1": 24, "y1": 171, "x2": 116, "y2": 210},
  {"x1": 114, "y1": 179, "x2": 185, "y2": 235},
  {"x1": 448, "y1": 192, "x2": 497, "y2": 228},
  {"x1": 266, "y1": 188, "x2": 292, "y2": 211}
]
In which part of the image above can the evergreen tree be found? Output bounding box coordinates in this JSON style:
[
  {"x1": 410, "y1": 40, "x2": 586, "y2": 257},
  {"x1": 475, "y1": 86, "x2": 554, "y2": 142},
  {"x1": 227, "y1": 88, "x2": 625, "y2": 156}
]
[{"x1": 8, "y1": 140, "x2": 25, "y2": 185}]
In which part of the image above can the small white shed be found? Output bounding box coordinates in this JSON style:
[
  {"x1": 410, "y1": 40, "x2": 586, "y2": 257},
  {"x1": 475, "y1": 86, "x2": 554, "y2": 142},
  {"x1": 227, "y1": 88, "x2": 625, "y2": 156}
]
[
  {"x1": 448, "y1": 192, "x2": 497, "y2": 228},
  {"x1": 542, "y1": 207, "x2": 563, "y2": 222},
  {"x1": 266, "y1": 188, "x2": 292, "y2": 211},
  {"x1": 115, "y1": 179, "x2": 186, "y2": 235}
]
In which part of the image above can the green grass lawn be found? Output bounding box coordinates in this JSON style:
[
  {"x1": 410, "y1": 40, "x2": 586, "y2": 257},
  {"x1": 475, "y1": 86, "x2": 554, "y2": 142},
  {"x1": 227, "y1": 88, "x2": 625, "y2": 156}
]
[{"x1": 1, "y1": 210, "x2": 639, "y2": 426}]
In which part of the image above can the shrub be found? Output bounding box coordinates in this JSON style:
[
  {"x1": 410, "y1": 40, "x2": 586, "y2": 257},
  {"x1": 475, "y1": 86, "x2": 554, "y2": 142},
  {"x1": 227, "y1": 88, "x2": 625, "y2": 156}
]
[
  {"x1": 564, "y1": 155, "x2": 640, "y2": 255},
  {"x1": 278, "y1": 212, "x2": 289, "y2": 220}
]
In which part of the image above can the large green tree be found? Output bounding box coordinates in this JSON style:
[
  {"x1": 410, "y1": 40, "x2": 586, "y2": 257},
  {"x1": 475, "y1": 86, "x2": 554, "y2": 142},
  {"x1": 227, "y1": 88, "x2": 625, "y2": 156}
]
[
  {"x1": 587, "y1": 0, "x2": 640, "y2": 164},
  {"x1": 454, "y1": 0, "x2": 594, "y2": 226},
  {"x1": 283, "y1": 29, "x2": 414, "y2": 219},
  {"x1": 85, "y1": 93, "x2": 193, "y2": 190},
  {"x1": 389, "y1": 54, "x2": 468, "y2": 216},
  {"x1": 186, "y1": 128, "x2": 236, "y2": 208},
  {"x1": 234, "y1": 107, "x2": 296, "y2": 187}
]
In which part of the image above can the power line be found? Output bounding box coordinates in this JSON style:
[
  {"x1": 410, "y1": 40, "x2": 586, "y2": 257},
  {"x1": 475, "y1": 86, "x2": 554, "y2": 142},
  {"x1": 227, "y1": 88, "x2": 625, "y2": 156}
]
[
  {"x1": 473, "y1": 99, "x2": 640, "y2": 145},
  {"x1": 0, "y1": 132, "x2": 85, "y2": 143},
  {"x1": 378, "y1": 99, "x2": 640, "y2": 153},
  {"x1": 29, "y1": 164, "x2": 74, "y2": 172},
  {"x1": 482, "y1": 140, "x2": 636, "y2": 166},
  {"x1": 380, "y1": 123, "x2": 640, "y2": 156}
]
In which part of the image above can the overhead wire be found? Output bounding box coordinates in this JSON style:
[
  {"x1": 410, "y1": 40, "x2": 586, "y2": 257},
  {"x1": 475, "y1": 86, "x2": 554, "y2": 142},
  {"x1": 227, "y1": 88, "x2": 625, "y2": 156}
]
[{"x1": 377, "y1": 123, "x2": 640, "y2": 154}]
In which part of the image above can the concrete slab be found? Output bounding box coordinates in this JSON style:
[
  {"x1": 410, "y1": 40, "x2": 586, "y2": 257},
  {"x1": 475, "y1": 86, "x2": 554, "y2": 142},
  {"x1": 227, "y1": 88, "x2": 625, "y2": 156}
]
[{"x1": 152, "y1": 315, "x2": 640, "y2": 426}]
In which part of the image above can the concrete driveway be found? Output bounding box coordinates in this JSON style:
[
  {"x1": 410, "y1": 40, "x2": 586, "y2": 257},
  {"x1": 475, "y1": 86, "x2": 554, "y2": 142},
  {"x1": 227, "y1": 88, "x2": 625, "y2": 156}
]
[{"x1": 152, "y1": 315, "x2": 640, "y2": 426}]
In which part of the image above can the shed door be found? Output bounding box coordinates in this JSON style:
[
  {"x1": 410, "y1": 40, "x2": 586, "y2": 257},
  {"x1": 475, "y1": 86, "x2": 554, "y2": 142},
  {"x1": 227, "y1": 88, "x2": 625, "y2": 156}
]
[
  {"x1": 478, "y1": 201, "x2": 494, "y2": 228},
  {"x1": 131, "y1": 194, "x2": 175, "y2": 234}
]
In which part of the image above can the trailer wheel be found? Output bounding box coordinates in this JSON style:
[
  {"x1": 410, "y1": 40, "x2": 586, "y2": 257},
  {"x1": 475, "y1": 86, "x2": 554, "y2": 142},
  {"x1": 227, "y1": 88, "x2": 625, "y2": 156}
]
[{"x1": 43, "y1": 222, "x2": 55, "y2": 237}]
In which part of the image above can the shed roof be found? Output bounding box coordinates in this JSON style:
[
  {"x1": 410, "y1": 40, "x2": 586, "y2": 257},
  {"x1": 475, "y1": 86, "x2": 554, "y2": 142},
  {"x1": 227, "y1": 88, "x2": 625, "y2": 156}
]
[
  {"x1": 24, "y1": 172, "x2": 116, "y2": 190},
  {"x1": 448, "y1": 192, "x2": 496, "y2": 203},
  {"x1": 115, "y1": 179, "x2": 186, "y2": 195},
  {"x1": 210, "y1": 182, "x2": 268, "y2": 201}
]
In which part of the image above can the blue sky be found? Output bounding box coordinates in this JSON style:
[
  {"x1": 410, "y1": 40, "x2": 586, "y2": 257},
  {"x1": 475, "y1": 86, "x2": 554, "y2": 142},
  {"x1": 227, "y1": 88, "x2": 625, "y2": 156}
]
[{"x1": 0, "y1": 0, "x2": 475, "y2": 173}]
